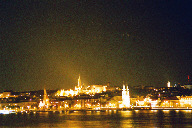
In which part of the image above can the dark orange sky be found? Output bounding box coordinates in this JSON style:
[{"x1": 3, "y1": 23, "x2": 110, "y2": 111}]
[{"x1": 1, "y1": 1, "x2": 192, "y2": 91}]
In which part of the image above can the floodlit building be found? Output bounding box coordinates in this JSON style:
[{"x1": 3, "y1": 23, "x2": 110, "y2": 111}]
[
  {"x1": 167, "y1": 81, "x2": 171, "y2": 87},
  {"x1": 121, "y1": 84, "x2": 130, "y2": 108},
  {"x1": 179, "y1": 96, "x2": 192, "y2": 107},
  {"x1": 0, "y1": 91, "x2": 19, "y2": 98},
  {"x1": 75, "y1": 75, "x2": 82, "y2": 92},
  {"x1": 39, "y1": 88, "x2": 50, "y2": 109},
  {"x1": 56, "y1": 76, "x2": 117, "y2": 96}
]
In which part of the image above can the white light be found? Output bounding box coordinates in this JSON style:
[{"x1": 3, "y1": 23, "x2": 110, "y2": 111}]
[{"x1": 0, "y1": 110, "x2": 9, "y2": 114}]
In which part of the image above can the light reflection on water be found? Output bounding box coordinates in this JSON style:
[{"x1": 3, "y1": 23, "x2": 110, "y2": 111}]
[{"x1": 0, "y1": 110, "x2": 191, "y2": 128}]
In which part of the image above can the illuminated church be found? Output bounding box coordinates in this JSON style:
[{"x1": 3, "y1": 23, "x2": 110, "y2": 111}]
[
  {"x1": 122, "y1": 84, "x2": 130, "y2": 108},
  {"x1": 39, "y1": 88, "x2": 50, "y2": 109},
  {"x1": 75, "y1": 75, "x2": 82, "y2": 92}
]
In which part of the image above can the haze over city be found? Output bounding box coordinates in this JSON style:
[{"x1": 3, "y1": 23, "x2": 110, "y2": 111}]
[{"x1": 1, "y1": 1, "x2": 192, "y2": 91}]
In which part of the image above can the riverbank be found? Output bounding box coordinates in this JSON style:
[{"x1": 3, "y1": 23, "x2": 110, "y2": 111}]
[{"x1": 1, "y1": 107, "x2": 192, "y2": 114}]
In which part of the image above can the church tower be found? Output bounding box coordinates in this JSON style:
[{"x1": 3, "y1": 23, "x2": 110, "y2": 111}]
[
  {"x1": 78, "y1": 75, "x2": 81, "y2": 87},
  {"x1": 75, "y1": 75, "x2": 82, "y2": 92},
  {"x1": 122, "y1": 84, "x2": 130, "y2": 108},
  {"x1": 39, "y1": 88, "x2": 50, "y2": 109},
  {"x1": 167, "y1": 81, "x2": 171, "y2": 87},
  {"x1": 43, "y1": 88, "x2": 50, "y2": 108}
]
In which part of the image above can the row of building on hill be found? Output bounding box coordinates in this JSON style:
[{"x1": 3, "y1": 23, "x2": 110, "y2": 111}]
[{"x1": 0, "y1": 76, "x2": 192, "y2": 111}]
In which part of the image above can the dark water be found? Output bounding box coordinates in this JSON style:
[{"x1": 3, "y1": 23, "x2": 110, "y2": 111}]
[{"x1": 0, "y1": 110, "x2": 192, "y2": 128}]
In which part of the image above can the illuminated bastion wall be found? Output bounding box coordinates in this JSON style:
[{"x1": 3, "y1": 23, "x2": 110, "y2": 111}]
[{"x1": 56, "y1": 76, "x2": 109, "y2": 96}]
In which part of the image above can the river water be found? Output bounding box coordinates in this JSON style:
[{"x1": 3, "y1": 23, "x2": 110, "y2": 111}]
[{"x1": 0, "y1": 110, "x2": 192, "y2": 127}]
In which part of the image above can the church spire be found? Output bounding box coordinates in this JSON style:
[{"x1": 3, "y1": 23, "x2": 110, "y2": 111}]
[{"x1": 78, "y1": 74, "x2": 81, "y2": 87}]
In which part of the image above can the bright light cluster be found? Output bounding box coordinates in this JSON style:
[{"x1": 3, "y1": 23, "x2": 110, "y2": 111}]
[
  {"x1": 56, "y1": 76, "x2": 108, "y2": 97},
  {"x1": 121, "y1": 85, "x2": 130, "y2": 108}
]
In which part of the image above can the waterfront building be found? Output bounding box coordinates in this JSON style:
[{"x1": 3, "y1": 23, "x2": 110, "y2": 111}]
[
  {"x1": 179, "y1": 96, "x2": 192, "y2": 107},
  {"x1": 106, "y1": 96, "x2": 121, "y2": 108},
  {"x1": 0, "y1": 101, "x2": 38, "y2": 111},
  {"x1": 160, "y1": 97, "x2": 179, "y2": 107}
]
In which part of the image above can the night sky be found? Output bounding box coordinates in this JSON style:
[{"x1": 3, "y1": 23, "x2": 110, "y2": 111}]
[{"x1": 1, "y1": 1, "x2": 192, "y2": 91}]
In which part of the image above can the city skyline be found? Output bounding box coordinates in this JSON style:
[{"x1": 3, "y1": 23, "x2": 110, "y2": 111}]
[{"x1": 1, "y1": 1, "x2": 192, "y2": 91}]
